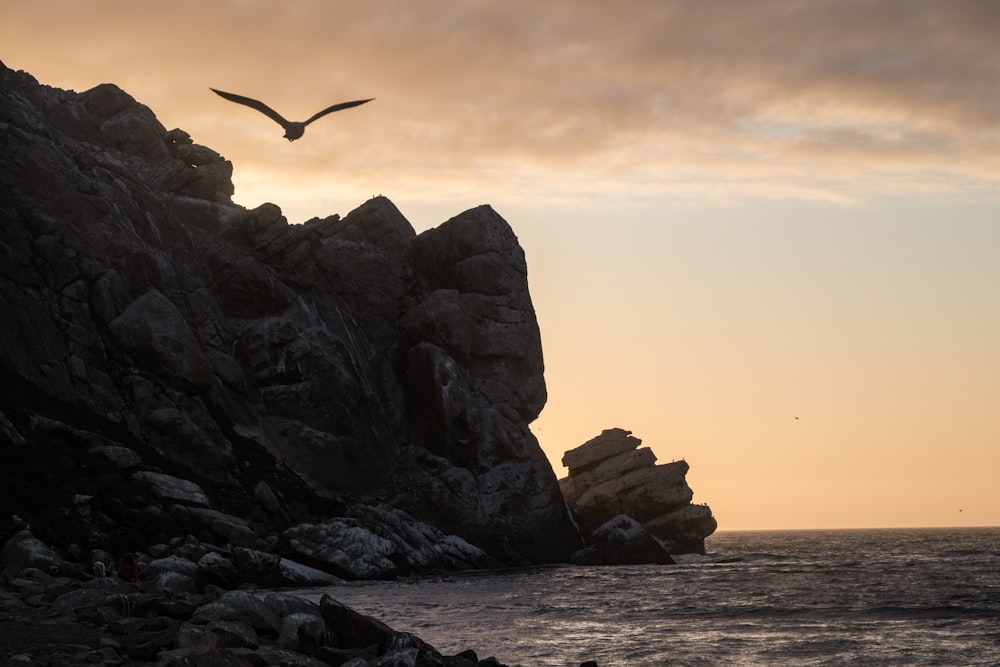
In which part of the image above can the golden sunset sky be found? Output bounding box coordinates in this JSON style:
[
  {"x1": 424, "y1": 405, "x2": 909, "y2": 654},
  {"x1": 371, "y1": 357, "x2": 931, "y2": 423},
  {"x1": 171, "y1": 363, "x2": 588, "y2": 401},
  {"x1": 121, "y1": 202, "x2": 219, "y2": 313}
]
[{"x1": 4, "y1": 0, "x2": 998, "y2": 530}]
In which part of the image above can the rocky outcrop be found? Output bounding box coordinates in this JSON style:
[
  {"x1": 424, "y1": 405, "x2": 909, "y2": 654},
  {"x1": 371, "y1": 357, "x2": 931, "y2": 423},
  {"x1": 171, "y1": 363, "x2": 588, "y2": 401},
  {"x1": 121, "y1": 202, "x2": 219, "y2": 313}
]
[
  {"x1": 0, "y1": 60, "x2": 578, "y2": 566},
  {"x1": 569, "y1": 514, "x2": 675, "y2": 566},
  {"x1": 560, "y1": 428, "x2": 717, "y2": 554},
  {"x1": 0, "y1": 530, "x2": 518, "y2": 666},
  {"x1": 278, "y1": 503, "x2": 501, "y2": 580}
]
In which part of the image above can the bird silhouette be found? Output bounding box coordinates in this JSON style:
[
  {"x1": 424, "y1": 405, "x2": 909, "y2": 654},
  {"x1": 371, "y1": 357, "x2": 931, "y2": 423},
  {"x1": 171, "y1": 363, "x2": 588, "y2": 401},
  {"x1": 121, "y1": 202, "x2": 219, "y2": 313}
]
[{"x1": 211, "y1": 88, "x2": 373, "y2": 141}]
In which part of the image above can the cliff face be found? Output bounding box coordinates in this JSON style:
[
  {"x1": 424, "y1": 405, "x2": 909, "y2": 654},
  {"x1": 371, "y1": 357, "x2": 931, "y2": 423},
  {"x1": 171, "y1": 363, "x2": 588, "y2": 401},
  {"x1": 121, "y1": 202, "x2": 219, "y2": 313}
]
[{"x1": 0, "y1": 61, "x2": 579, "y2": 563}]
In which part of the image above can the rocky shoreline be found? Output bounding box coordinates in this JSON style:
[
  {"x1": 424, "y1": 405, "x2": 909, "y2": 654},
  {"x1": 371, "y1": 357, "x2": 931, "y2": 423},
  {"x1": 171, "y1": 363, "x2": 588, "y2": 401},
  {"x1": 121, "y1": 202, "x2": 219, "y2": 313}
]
[{"x1": 1, "y1": 528, "x2": 603, "y2": 667}]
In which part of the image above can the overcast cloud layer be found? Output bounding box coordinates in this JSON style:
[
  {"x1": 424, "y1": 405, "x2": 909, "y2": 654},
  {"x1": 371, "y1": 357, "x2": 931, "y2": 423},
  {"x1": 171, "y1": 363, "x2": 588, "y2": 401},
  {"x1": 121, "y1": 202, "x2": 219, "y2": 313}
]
[{"x1": 5, "y1": 0, "x2": 999, "y2": 208}]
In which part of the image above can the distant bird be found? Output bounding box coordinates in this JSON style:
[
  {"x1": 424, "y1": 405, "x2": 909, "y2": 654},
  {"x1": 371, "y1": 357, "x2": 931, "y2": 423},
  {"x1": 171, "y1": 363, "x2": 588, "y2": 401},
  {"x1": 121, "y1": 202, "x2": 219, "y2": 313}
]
[{"x1": 210, "y1": 88, "x2": 373, "y2": 141}]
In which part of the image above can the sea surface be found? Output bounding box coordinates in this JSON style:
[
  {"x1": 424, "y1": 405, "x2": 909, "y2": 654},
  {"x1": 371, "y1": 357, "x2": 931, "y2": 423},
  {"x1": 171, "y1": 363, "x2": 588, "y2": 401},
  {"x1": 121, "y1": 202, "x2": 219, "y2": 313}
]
[{"x1": 302, "y1": 527, "x2": 1000, "y2": 666}]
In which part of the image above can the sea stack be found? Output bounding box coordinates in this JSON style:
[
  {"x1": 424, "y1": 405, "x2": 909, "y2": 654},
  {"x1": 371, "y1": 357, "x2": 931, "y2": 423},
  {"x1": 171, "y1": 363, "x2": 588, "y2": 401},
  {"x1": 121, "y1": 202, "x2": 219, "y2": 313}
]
[{"x1": 559, "y1": 428, "x2": 717, "y2": 554}]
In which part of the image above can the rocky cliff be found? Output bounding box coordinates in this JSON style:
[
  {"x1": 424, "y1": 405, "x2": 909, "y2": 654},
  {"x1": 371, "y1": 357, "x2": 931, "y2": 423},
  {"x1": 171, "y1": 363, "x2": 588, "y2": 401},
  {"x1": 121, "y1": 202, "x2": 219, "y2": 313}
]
[
  {"x1": 0, "y1": 60, "x2": 580, "y2": 564},
  {"x1": 560, "y1": 428, "x2": 717, "y2": 554}
]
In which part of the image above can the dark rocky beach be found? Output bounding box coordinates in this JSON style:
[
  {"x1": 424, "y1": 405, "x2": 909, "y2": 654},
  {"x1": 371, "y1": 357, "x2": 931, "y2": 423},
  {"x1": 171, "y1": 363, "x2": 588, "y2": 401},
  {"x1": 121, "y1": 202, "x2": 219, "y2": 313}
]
[{"x1": 0, "y1": 527, "x2": 520, "y2": 666}]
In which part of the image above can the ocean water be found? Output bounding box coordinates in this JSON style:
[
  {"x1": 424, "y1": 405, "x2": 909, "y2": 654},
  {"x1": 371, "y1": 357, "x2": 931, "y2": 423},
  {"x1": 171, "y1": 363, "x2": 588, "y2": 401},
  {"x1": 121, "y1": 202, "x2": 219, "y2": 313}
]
[{"x1": 303, "y1": 527, "x2": 1000, "y2": 666}]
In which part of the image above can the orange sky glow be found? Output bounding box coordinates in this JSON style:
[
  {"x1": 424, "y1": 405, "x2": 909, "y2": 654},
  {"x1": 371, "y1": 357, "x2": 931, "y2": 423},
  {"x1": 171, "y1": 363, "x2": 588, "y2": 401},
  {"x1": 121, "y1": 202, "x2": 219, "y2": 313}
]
[{"x1": 3, "y1": 0, "x2": 998, "y2": 530}]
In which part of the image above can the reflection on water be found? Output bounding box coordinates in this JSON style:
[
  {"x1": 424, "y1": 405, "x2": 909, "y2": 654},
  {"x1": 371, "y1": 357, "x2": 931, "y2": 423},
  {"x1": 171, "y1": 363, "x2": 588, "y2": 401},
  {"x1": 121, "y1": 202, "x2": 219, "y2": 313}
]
[{"x1": 295, "y1": 528, "x2": 1000, "y2": 666}]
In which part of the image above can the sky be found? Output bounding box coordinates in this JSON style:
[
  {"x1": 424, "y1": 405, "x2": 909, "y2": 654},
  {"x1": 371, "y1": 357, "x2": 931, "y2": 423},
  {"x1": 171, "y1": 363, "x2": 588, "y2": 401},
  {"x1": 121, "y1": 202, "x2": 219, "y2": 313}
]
[{"x1": 3, "y1": 0, "x2": 998, "y2": 531}]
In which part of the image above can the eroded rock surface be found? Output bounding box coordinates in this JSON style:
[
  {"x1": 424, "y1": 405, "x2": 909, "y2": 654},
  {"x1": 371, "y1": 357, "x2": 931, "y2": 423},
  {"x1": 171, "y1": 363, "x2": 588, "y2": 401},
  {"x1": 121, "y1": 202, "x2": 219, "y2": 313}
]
[
  {"x1": 560, "y1": 428, "x2": 717, "y2": 554},
  {"x1": 0, "y1": 60, "x2": 578, "y2": 566},
  {"x1": 279, "y1": 504, "x2": 500, "y2": 580},
  {"x1": 0, "y1": 528, "x2": 518, "y2": 666},
  {"x1": 569, "y1": 515, "x2": 675, "y2": 566}
]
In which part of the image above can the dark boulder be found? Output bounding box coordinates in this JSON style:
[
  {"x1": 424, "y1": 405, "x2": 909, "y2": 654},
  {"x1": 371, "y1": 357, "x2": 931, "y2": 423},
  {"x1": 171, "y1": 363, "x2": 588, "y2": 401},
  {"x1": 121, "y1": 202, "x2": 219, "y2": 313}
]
[
  {"x1": 570, "y1": 514, "x2": 675, "y2": 566},
  {"x1": 319, "y1": 595, "x2": 395, "y2": 652},
  {"x1": 279, "y1": 503, "x2": 499, "y2": 580},
  {"x1": 1, "y1": 530, "x2": 69, "y2": 575}
]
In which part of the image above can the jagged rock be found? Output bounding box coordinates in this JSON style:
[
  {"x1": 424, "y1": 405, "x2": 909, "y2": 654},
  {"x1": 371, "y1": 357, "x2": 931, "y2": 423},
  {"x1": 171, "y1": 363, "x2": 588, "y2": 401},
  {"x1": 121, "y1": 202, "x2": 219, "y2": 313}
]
[
  {"x1": 205, "y1": 619, "x2": 261, "y2": 649},
  {"x1": 0, "y1": 530, "x2": 68, "y2": 575},
  {"x1": 562, "y1": 428, "x2": 642, "y2": 472},
  {"x1": 107, "y1": 288, "x2": 214, "y2": 389},
  {"x1": 253, "y1": 481, "x2": 282, "y2": 515},
  {"x1": 194, "y1": 547, "x2": 339, "y2": 590},
  {"x1": 197, "y1": 551, "x2": 239, "y2": 589},
  {"x1": 142, "y1": 554, "x2": 199, "y2": 580},
  {"x1": 169, "y1": 537, "x2": 213, "y2": 563},
  {"x1": 230, "y1": 547, "x2": 282, "y2": 586},
  {"x1": 191, "y1": 591, "x2": 319, "y2": 636},
  {"x1": 276, "y1": 612, "x2": 332, "y2": 655},
  {"x1": 170, "y1": 506, "x2": 261, "y2": 548},
  {"x1": 178, "y1": 157, "x2": 235, "y2": 201},
  {"x1": 132, "y1": 472, "x2": 211, "y2": 508},
  {"x1": 142, "y1": 554, "x2": 199, "y2": 593},
  {"x1": 560, "y1": 446, "x2": 657, "y2": 497},
  {"x1": 0, "y1": 411, "x2": 27, "y2": 448},
  {"x1": 0, "y1": 60, "x2": 580, "y2": 569},
  {"x1": 110, "y1": 615, "x2": 182, "y2": 661},
  {"x1": 164, "y1": 128, "x2": 193, "y2": 145},
  {"x1": 280, "y1": 519, "x2": 396, "y2": 580},
  {"x1": 645, "y1": 504, "x2": 719, "y2": 553},
  {"x1": 175, "y1": 142, "x2": 225, "y2": 167},
  {"x1": 570, "y1": 514, "x2": 675, "y2": 566},
  {"x1": 395, "y1": 206, "x2": 579, "y2": 561},
  {"x1": 319, "y1": 595, "x2": 395, "y2": 652},
  {"x1": 572, "y1": 461, "x2": 693, "y2": 523},
  {"x1": 279, "y1": 503, "x2": 496, "y2": 580},
  {"x1": 90, "y1": 445, "x2": 143, "y2": 470},
  {"x1": 175, "y1": 621, "x2": 218, "y2": 655},
  {"x1": 47, "y1": 580, "x2": 130, "y2": 622},
  {"x1": 560, "y1": 429, "x2": 716, "y2": 554},
  {"x1": 174, "y1": 621, "x2": 268, "y2": 667},
  {"x1": 345, "y1": 504, "x2": 501, "y2": 572},
  {"x1": 278, "y1": 558, "x2": 342, "y2": 587}
]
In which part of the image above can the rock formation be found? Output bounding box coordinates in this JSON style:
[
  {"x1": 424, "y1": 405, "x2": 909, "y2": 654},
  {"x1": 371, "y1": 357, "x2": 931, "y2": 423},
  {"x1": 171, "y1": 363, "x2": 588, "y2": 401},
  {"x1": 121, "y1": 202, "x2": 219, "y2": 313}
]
[
  {"x1": 560, "y1": 428, "x2": 717, "y2": 554},
  {"x1": 1, "y1": 527, "x2": 519, "y2": 665},
  {"x1": 0, "y1": 59, "x2": 579, "y2": 566},
  {"x1": 569, "y1": 514, "x2": 675, "y2": 566}
]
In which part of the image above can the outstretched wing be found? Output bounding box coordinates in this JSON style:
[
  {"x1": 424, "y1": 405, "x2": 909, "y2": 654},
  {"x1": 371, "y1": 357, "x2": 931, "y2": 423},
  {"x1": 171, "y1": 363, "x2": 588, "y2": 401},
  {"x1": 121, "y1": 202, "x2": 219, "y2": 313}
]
[
  {"x1": 210, "y1": 88, "x2": 290, "y2": 128},
  {"x1": 303, "y1": 98, "x2": 374, "y2": 126}
]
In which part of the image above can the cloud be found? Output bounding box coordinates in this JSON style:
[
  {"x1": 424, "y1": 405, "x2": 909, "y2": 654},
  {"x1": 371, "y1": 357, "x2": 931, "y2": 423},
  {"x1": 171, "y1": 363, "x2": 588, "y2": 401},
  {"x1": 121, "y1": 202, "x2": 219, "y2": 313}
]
[{"x1": 4, "y1": 0, "x2": 998, "y2": 208}]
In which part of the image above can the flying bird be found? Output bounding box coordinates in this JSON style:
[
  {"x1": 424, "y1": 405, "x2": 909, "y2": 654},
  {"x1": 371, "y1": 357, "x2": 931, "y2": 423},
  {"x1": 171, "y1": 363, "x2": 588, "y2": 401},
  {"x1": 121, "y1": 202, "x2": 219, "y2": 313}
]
[{"x1": 210, "y1": 88, "x2": 373, "y2": 141}]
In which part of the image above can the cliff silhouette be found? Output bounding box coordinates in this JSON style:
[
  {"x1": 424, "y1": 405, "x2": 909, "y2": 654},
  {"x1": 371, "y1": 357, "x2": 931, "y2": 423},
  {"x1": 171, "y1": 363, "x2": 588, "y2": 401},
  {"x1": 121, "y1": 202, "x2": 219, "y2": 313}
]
[{"x1": 0, "y1": 60, "x2": 580, "y2": 565}]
